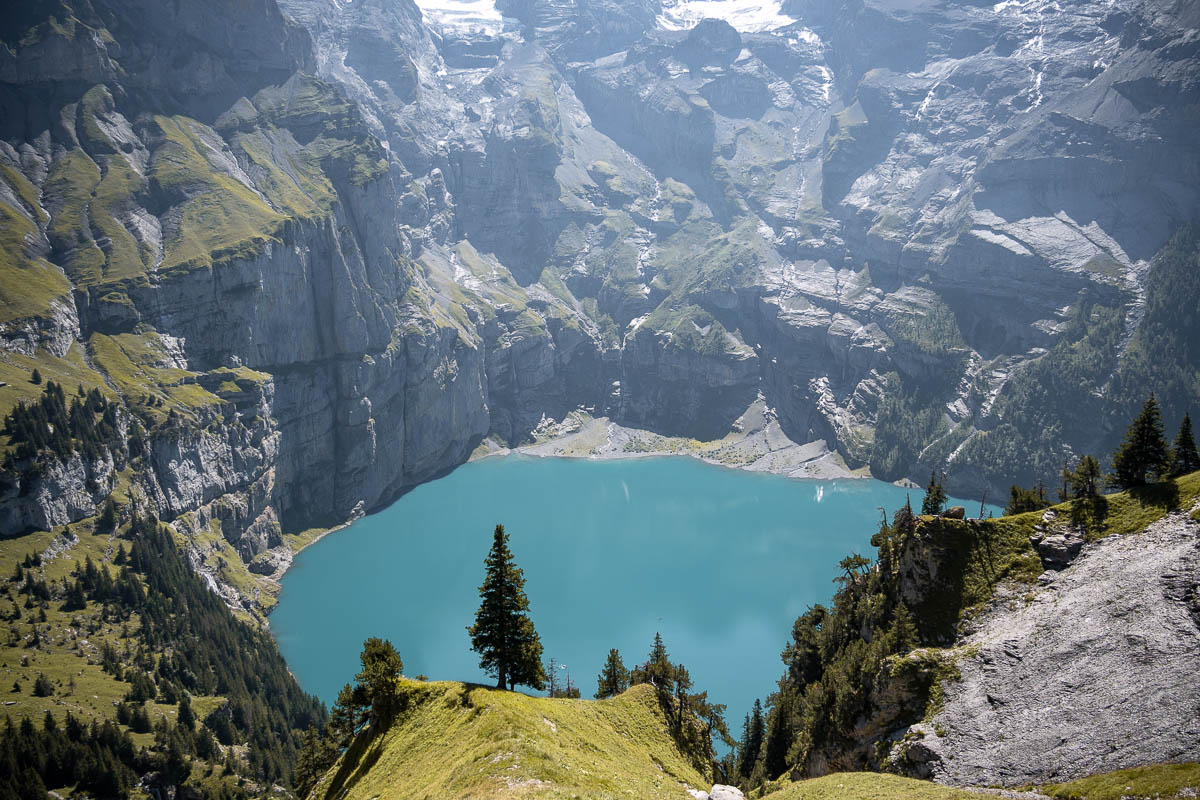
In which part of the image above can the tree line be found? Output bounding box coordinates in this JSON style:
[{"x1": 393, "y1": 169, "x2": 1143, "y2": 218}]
[
  {"x1": 1005, "y1": 394, "x2": 1198, "y2": 517},
  {"x1": 2, "y1": 381, "x2": 122, "y2": 467}
]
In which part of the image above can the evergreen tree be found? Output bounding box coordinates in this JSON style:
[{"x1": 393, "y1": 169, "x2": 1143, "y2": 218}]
[
  {"x1": 833, "y1": 554, "x2": 870, "y2": 589},
  {"x1": 890, "y1": 603, "x2": 920, "y2": 653},
  {"x1": 673, "y1": 664, "x2": 693, "y2": 732},
  {"x1": 177, "y1": 694, "x2": 195, "y2": 731},
  {"x1": 30, "y1": 368, "x2": 40, "y2": 385},
  {"x1": 1110, "y1": 394, "x2": 1170, "y2": 488},
  {"x1": 97, "y1": 498, "x2": 118, "y2": 534},
  {"x1": 467, "y1": 525, "x2": 546, "y2": 691},
  {"x1": 295, "y1": 725, "x2": 338, "y2": 800},
  {"x1": 1169, "y1": 413, "x2": 1200, "y2": 478},
  {"x1": 326, "y1": 683, "x2": 367, "y2": 749},
  {"x1": 32, "y1": 674, "x2": 52, "y2": 697},
  {"x1": 594, "y1": 648, "x2": 630, "y2": 699},
  {"x1": 1067, "y1": 455, "x2": 1102, "y2": 499},
  {"x1": 355, "y1": 637, "x2": 404, "y2": 723},
  {"x1": 1005, "y1": 481, "x2": 1050, "y2": 516},
  {"x1": 736, "y1": 698, "x2": 765, "y2": 781},
  {"x1": 761, "y1": 692, "x2": 794, "y2": 781},
  {"x1": 631, "y1": 631, "x2": 675, "y2": 696},
  {"x1": 920, "y1": 471, "x2": 947, "y2": 516}
]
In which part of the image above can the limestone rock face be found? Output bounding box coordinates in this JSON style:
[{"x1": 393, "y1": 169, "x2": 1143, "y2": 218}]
[
  {"x1": 1033, "y1": 529, "x2": 1086, "y2": 570},
  {"x1": 264, "y1": 0, "x2": 1200, "y2": 503},
  {"x1": 619, "y1": 320, "x2": 760, "y2": 439},
  {"x1": 923, "y1": 513, "x2": 1200, "y2": 785}
]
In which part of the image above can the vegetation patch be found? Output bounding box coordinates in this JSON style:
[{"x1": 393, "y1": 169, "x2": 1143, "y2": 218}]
[
  {"x1": 151, "y1": 116, "x2": 285, "y2": 273},
  {"x1": 1040, "y1": 762, "x2": 1200, "y2": 800},
  {"x1": 761, "y1": 771, "x2": 979, "y2": 800},
  {"x1": 0, "y1": 514, "x2": 325, "y2": 798},
  {"x1": 884, "y1": 294, "x2": 968, "y2": 362},
  {"x1": 89, "y1": 331, "x2": 224, "y2": 421},
  {"x1": 0, "y1": 199, "x2": 71, "y2": 321}
]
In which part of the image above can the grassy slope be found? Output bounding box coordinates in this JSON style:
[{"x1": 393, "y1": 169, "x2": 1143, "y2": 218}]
[
  {"x1": 761, "y1": 773, "x2": 977, "y2": 800},
  {"x1": 313, "y1": 681, "x2": 709, "y2": 800},
  {"x1": 756, "y1": 765, "x2": 1200, "y2": 800},
  {"x1": 1040, "y1": 763, "x2": 1200, "y2": 800},
  {"x1": 0, "y1": 174, "x2": 71, "y2": 325},
  {"x1": 0, "y1": 517, "x2": 242, "y2": 793}
]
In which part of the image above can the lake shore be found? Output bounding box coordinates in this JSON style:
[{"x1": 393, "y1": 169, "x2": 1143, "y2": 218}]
[
  {"x1": 254, "y1": 399, "x2": 890, "y2": 618},
  {"x1": 469, "y1": 398, "x2": 867, "y2": 482}
]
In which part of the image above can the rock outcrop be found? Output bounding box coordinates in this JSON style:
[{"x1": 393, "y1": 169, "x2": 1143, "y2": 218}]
[{"x1": 915, "y1": 511, "x2": 1200, "y2": 785}]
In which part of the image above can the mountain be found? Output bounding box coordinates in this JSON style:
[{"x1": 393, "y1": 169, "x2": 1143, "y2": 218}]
[
  {"x1": 1, "y1": 0, "x2": 1198, "y2": 796},
  {"x1": 2, "y1": 0, "x2": 1198, "y2": 588},
  {"x1": 763, "y1": 470, "x2": 1200, "y2": 787}
]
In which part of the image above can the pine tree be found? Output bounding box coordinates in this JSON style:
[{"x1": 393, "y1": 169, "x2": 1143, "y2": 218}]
[
  {"x1": 1005, "y1": 481, "x2": 1050, "y2": 515},
  {"x1": 355, "y1": 637, "x2": 404, "y2": 723},
  {"x1": 673, "y1": 663, "x2": 693, "y2": 732},
  {"x1": 1169, "y1": 413, "x2": 1200, "y2": 478},
  {"x1": 467, "y1": 525, "x2": 546, "y2": 691},
  {"x1": 326, "y1": 683, "x2": 366, "y2": 749},
  {"x1": 30, "y1": 368, "x2": 41, "y2": 385},
  {"x1": 177, "y1": 694, "x2": 195, "y2": 731},
  {"x1": 762, "y1": 692, "x2": 794, "y2": 781},
  {"x1": 32, "y1": 674, "x2": 53, "y2": 697},
  {"x1": 736, "y1": 698, "x2": 765, "y2": 781},
  {"x1": 97, "y1": 498, "x2": 118, "y2": 534},
  {"x1": 595, "y1": 648, "x2": 630, "y2": 699},
  {"x1": 631, "y1": 631, "x2": 675, "y2": 696},
  {"x1": 833, "y1": 554, "x2": 870, "y2": 589},
  {"x1": 1110, "y1": 394, "x2": 1170, "y2": 488},
  {"x1": 890, "y1": 602, "x2": 920, "y2": 653},
  {"x1": 1067, "y1": 455, "x2": 1102, "y2": 499},
  {"x1": 295, "y1": 725, "x2": 338, "y2": 799},
  {"x1": 920, "y1": 471, "x2": 947, "y2": 515}
]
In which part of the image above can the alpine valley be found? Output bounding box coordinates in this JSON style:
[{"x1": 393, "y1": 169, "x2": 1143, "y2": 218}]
[{"x1": 0, "y1": 0, "x2": 1197, "y2": 796}]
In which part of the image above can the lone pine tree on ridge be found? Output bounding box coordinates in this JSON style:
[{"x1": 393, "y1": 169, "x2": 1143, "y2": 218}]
[{"x1": 467, "y1": 524, "x2": 547, "y2": 691}]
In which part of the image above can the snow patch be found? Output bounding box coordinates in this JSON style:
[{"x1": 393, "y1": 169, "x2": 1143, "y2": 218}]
[
  {"x1": 915, "y1": 81, "x2": 940, "y2": 120},
  {"x1": 816, "y1": 65, "x2": 833, "y2": 103},
  {"x1": 657, "y1": 0, "x2": 797, "y2": 33},
  {"x1": 414, "y1": 0, "x2": 506, "y2": 35},
  {"x1": 992, "y1": 0, "x2": 1026, "y2": 12},
  {"x1": 791, "y1": 27, "x2": 822, "y2": 46}
]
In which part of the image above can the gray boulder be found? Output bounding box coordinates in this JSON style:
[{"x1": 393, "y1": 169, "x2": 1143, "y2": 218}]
[
  {"x1": 1036, "y1": 529, "x2": 1086, "y2": 569},
  {"x1": 708, "y1": 786, "x2": 745, "y2": 800}
]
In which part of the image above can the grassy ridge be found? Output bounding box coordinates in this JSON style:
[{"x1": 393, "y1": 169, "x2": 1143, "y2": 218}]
[{"x1": 313, "y1": 681, "x2": 709, "y2": 800}]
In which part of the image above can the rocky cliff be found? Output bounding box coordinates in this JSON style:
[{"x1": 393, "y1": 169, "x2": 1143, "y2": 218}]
[
  {"x1": 906, "y1": 506, "x2": 1200, "y2": 786},
  {"x1": 2, "y1": 0, "x2": 1198, "y2": 609}
]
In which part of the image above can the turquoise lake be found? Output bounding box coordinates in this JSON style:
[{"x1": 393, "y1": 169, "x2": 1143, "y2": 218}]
[{"x1": 271, "y1": 454, "x2": 996, "y2": 730}]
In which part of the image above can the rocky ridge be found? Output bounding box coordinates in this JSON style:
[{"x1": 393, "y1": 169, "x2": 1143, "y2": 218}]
[{"x1": 899, "y1": 505, "x2": 1200, "y2": 786}]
